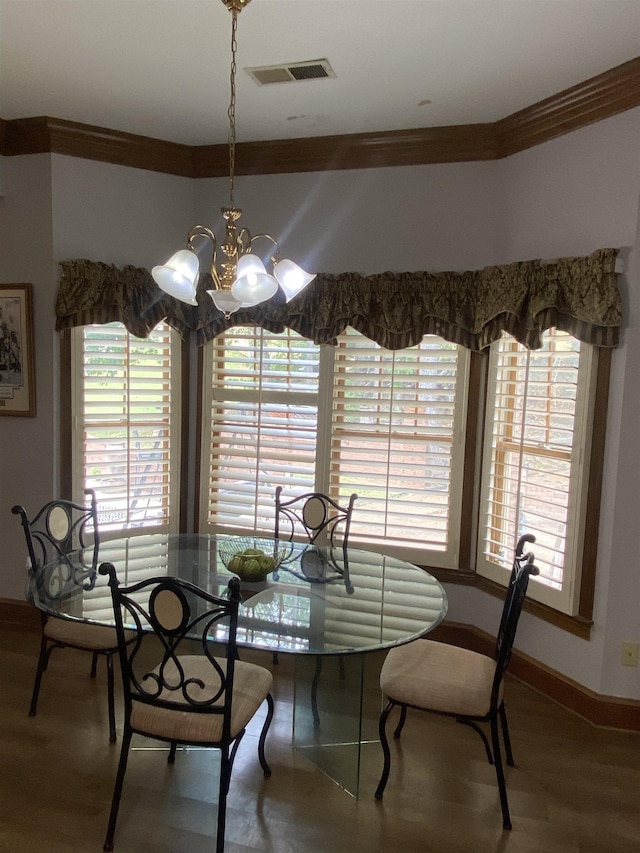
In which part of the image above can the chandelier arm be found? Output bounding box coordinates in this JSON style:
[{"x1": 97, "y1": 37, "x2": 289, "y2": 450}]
[
  {"x1": 187, "y1": 226, "x2": 222, "y2": 291},
  {"x1": 237, "y1": 227, "x2": 252, "y2": 255},
  {"x1": 249, "y1": 232, "x2": 281, "y2": 263}
]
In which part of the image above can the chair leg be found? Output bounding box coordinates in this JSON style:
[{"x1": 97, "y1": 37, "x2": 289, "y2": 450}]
[
  {"x1": 456, "y1": 717, "x2": 493, "y2": 764},
  {"x1": 91, "y1": 650, "x2": 99, "y2": 678},
  {"x1": 103, "y1": 726, "x2": 133, "y2": 851},
  {"x1": 29, "y1": 631, "x2": 49, "y2": 717},
  {"x1": 311, "y1": 656, "x2": 322, "y2": 727},
  {"x1": 393, "y1": 703, "x2": 407, "y2": 739},
  {"x1": 258, "y1": 693, "x2": 274, "y2": 777},
  {"x1": 106, "y1": 653, "x2": 117, "y2": 743},
  {"x1": 490, "y1": 714, "x2": 512, "y2": 830},
  {"x1": 168, "y1": 741, "x2": 177, "y2": 764},
  {"x1": 498, "y1": 703, "x2": 514, "y2": 766},
  {"x1": 374, "y1": 700, "x2": 396, "y2": 800},
  {"x1": 272, "y1": 652, "x2": 279, "y2": 665},
  {"x1": 216, "y1": 746, "x2": 232, "y2": 853}
]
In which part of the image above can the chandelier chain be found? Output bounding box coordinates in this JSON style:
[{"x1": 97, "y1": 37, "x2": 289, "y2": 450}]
[{"x1": 228, "y1": 9, "x2": 238, "y2": 207}]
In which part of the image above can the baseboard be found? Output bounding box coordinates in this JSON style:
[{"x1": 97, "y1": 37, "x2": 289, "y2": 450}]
[
  {"x1": 0, "y1": 597, "x2": 40, "y2": 629},
  {"x1": 2, "y1": 597, "x2": 638, "y2": 731}
]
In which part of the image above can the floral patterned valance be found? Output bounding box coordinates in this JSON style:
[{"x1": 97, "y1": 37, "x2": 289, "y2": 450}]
[{"x1": 57, "y1": 248, "x2": 621, "y2": 350}]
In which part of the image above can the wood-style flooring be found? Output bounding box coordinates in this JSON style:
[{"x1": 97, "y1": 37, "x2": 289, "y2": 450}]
[{"x1": 1, "y1": 621, "x2": 639, "y2": 853}]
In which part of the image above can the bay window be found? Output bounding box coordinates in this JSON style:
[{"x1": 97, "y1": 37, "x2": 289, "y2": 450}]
[{"x1": 200, "y1": 325, "x2": 602, "y2": 620}]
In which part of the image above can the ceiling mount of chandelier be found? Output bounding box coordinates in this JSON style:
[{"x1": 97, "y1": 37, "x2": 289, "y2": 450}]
[{"x1": 152, "y1": 0, "x2": 315, "y2": 318}]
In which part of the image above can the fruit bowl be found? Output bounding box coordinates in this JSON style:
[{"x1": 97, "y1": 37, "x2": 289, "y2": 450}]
[{"x1": 218, "y1": 537, "x2": 287, "y2": 582}]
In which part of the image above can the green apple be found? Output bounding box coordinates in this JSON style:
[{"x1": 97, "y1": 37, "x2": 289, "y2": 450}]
[{"x1": 242, "y1": 558, "x2": 261, "y2": 575}]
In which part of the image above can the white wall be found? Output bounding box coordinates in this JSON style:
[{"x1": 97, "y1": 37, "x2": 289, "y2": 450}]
[
  {"x1": 1, "y1": 111, "x2": 639, "y2": 699},
  {"x1": 194, "y1": 161, "x2": 503, "y2": 275},
  {"x1": 0, "y1": 155, "x2": 55, "y2": 600},
  {"x1": 51, "y1": 156, "x2": 196, "y2": 268}
]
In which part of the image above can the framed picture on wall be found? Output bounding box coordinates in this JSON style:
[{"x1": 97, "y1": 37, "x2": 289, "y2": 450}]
[{"x1": 0, "y1": 283, "x2": 36, "y2": 417}]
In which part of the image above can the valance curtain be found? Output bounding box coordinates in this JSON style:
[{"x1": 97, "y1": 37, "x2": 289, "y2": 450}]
[{"x1": 56, "y1": 248, "x2": 621, "y2": 351}]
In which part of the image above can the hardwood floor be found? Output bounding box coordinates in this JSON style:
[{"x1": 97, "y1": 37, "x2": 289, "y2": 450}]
[{"x1": 1, "y1": 621, "x2": 639, "y2": 853}]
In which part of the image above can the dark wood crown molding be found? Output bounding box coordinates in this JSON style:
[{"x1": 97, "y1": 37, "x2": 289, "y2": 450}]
[
  {"x1": 1, "y1": 116, "x2": 196, "y2": 177},
  {"x1": 495, "y1": 57, "x2": 640, "y2": 156},
  {"x1": 2, "y1": 57, "x2": 639, "y2": 176}
]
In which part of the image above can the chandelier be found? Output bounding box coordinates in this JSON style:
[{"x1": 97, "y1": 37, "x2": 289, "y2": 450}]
[{"x1": 152, "y1": 0, "x2": 315, "y2": 317}]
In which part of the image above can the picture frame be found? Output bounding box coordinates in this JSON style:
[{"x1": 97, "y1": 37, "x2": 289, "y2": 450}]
[{"x1": 0, "y1": 283, "x2": 36, "y2": 417}]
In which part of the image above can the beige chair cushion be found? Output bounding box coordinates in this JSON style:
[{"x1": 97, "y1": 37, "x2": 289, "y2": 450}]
[
  {"x1": 380, "y1": 639, "x2": 501, "y2": 718},
  {"x1": 44, "y1": 616, "x2": 120, "y2": 651},
  {"x1": 130, "y1": 656, "x2": 273, "y2": 744}
]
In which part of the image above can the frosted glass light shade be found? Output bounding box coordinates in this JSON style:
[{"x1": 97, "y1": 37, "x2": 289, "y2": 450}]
[
  {"x1": 231, "y1": 253, "x2": 278, "y2": 306},
  {"x1": 152, "y1": 249, "x2": 199, "y2": 305},
  {"x1": 273, "y1": 258, "x2": 316, "y2": 301},
  {"x1": 207, "y1": 289, "x2": 245, "y2": 316}
]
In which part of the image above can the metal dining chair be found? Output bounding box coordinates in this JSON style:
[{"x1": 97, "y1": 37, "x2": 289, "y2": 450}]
[
  {"x1": 12, "y1": 488, "x2": 120, "y2": 742},
  {"x1": 275, "y1": 487, "x2": 358, "y2": 547},
  {"x1": 375, "y1": 533, "x2": 539, "y2": 830},
  {"x1": 274, "y1": 487, "x2": 358, "y2": 723},
  {"x1": 99, "y1": 565, "x2": 274, "y2": 853}
]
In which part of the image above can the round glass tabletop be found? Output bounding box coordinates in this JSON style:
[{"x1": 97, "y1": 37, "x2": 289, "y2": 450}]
[{"x1": 27, "y1": 533, "x2": 448, "y2": 656}]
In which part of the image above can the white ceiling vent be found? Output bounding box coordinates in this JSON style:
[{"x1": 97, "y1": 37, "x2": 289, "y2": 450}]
[{"x1": 245, "y1": 59, "x2": 336, "y2": 85}]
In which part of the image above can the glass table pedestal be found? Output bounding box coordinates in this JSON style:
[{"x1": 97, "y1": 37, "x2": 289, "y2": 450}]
[{"x1": 291, "y1": 650, "x2": 384, "y2": 799}]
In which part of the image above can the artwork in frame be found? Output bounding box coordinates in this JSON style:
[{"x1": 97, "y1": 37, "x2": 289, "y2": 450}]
[{"x1": 0, "y1": 284, "x2": 36, "y2": 417}]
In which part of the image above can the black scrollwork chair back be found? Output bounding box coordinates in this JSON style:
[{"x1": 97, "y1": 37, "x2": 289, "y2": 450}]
[
  {"x1": 375, "y1": 533, "x2": 539, "y2": 831},
  {"x1": 275, "y1": 486, "x2": 358, "y2": 547},
  {"x1": 273, "y1": 486, "x2": 358, "y2": 715},
  {"x1": 99, "y1": 566, "x2": 274, "y2": 853},
  {"x1": 11, "y1": 488, "x2": 120, "y2": 742}
]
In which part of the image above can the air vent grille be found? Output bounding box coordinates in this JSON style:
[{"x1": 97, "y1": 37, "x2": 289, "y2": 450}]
[{"x1": 246, "y1": 58, "x2": 336, "y2": 86}]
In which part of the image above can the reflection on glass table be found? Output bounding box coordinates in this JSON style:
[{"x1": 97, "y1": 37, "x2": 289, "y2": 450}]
[{"x1": 27, "y1": 533, "x2": 447, "y2": 798}]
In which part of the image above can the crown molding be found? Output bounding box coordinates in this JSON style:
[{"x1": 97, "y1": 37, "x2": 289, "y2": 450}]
[
  {"x1": 1, "y1": 116, "x2": 196, "y2": 177},
  {"x1": 192, "y1": 123, "x2": 498, "y2": 176},
  {"x1": 2, "y1": 57, "x2": 639, "y2": 176},
  {"x1": 496, "y1": 56, "x2": 640, "y2": 156}
]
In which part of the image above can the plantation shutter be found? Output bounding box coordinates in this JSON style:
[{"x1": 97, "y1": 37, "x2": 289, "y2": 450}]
[
  {"x1": 201, "y1": 326, "x2": 320, "y2": 534},
  {"x1": 72, "y1": 323, "x2": 180, "y2": 533},
  {"x1": 328, "y1": 329, "x2": 468, "y2": 567},
  {"x1": 477, "y1": 329, "x2": 595, "y2": 613}
]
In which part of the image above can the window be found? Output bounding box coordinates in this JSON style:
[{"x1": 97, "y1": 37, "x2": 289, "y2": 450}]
[
  {"x1": 477, "y1": 329, "x2": 596, "y2": 614},
  {"x1": 200, "y1": 326, "x2": 320, "y2": 534},
  {"x1": 201, "y1": 326, "x2": 469, "y2": 567},
  {"x1": 327, "y1": 330, "x2": 468, "y2": 566},
  {"x1": 70, "y1": 323, "x2": 182, "y2": 533}
]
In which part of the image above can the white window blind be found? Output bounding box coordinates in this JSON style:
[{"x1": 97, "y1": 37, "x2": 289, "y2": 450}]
[
  {"x1": 201, "y1": 326, "x2": 320, "y2": 534},
  {"x1": 477, "y1": 329, "x2": 595, "y2": 613},
  {"x1": 72, "y1": 323, "x2": 181, "y2": 533},
  {"x1": 202, "y1": 326, "x2": 467, "y2": 567},
  {"x1": 328, "y1": 330, "x2": 467, "y2": 566}
]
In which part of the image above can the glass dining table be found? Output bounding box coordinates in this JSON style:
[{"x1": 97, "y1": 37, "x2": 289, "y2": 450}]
[{"x1": 26, "y1": 532, "x2": 448, "y2": 798}]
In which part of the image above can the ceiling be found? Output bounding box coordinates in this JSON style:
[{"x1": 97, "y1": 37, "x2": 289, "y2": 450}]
[{"x1": 1, "y1": 0, "x2": 640, "y2": 148}]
